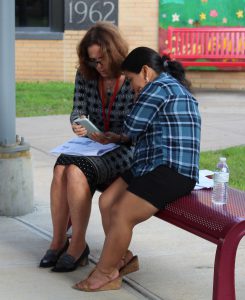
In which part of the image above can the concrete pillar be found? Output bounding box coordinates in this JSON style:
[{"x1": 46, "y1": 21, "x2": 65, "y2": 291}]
[
  {"x1": 0, "y1": 0, "x2": 33, "y2": 216},
  {"x1": 0, "y1": 145, "x2": 34, "y2": 216}
]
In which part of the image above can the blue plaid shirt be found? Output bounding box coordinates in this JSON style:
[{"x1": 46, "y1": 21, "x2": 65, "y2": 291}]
[{"x1": 123, "y1": 73, "x2": 201, "y2": 181}]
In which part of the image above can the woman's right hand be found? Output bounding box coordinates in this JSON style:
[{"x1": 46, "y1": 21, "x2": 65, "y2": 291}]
[{"x1": 72, "y1": 123, "x2": 87, "y2": 137}]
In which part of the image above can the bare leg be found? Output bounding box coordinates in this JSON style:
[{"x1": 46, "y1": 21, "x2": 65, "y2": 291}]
[
  {"x1": 99, "y1": 178, "x2": 134, "y2": 269},
  {"x1": 65, "y1": 165, "x2": 93, "y2": 259},
  {"x1": 76, "y1": 191, "x2": 158, "y2": 290},
  {"x1": 99, "y1": 177, "x2": 128, "y2": 235},
  {"x1": 99, "y1": 191, "x2": 158, "y2": 271},
  {"x1": 50, "y1": 165, "x2": 70, "y2": 250}
]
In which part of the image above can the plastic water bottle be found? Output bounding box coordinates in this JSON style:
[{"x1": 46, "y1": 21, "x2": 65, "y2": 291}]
[{"x1": 211, "y1": 157, "x2": 229, "y2": 205}]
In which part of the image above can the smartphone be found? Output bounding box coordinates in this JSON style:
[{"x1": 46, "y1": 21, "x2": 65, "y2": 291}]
[{"x1": 73, "y1": 117, "x2": 102, "y2": 134}]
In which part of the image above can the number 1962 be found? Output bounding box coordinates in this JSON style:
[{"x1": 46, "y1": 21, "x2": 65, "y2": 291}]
[{"x1": 68, "y1": 0, "x2": 117, "y2": 25}]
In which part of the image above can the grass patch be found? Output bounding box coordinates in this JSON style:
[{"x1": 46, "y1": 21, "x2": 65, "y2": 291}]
[
  {"x1": 16, "y1": 82, "x2": 74, "y2": 117},
  {"x1": 200, "y1": 145, "x2": 245, "y2": 191}
]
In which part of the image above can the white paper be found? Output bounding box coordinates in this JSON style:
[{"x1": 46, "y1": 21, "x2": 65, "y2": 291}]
[
  {"x1": 50, "y1": 137, "x2": 119, "y2": 156},
  {"x1": 194, "y1": 169, "x2": 214, "y2": 190}
]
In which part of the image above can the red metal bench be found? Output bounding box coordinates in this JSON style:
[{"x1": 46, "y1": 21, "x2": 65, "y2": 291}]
[
  {"x1": 155, "y1": 187, "x2": 245, "y2": 300},
  {"x1": 167, "y1": 27, "x2": 245, "y2": 68}
]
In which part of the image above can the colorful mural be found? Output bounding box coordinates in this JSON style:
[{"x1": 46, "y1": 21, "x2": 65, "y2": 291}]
[
  {"x1": 158, "y1": 0, "x2": 245, "y2": 69},
  {"x1": 159, "y1": 0, "x2": 245, "y2": 28}
]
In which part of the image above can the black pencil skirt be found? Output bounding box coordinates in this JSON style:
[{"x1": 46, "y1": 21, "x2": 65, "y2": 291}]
[{"x1": 121, "y1": 165, "x2": 196, "y2": 210}]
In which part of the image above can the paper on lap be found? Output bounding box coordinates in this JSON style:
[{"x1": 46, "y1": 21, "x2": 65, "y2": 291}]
[{"x1": 50, "y1": 137, "x2": 119, "y2": 156}]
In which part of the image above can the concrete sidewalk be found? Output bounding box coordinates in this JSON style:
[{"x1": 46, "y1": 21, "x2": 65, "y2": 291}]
[{"x1": 0, "y1": 91, "x2": 245, "y2": 300}]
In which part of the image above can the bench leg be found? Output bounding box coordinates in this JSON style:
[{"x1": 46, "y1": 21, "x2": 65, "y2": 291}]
[{"x1": 213, "y1": 221, "x2": 245, "y2": 300}]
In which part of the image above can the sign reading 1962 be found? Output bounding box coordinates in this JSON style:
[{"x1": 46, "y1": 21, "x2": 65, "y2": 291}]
[{"x1": 65, "y1": 0, "x2": 118, "y2": 30}]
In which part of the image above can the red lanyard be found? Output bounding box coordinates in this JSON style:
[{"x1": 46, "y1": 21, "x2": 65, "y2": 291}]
[{"x1": 100, "y1": 78, "x2": 120, "y2": 131}]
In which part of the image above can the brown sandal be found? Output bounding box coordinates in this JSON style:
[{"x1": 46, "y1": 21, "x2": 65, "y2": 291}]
[
  {"x1": 119, "y1": 255, "x2": 139, "y2": 276},
  {"x1": 73, "y1": 267, "x2": 122, "y2": 292}
]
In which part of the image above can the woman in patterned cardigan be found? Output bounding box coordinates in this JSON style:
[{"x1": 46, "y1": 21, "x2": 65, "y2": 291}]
[{"x1": 39, "y1": 22, "x2": 137, "y2": 273}]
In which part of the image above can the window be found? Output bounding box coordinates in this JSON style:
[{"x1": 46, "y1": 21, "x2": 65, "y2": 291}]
[
  {"x1": 16, "y1": 0, "x2": 49, "y2": 27},
  {"x1": 15, "y1": 0, "x2": 64, "y2": 40}
]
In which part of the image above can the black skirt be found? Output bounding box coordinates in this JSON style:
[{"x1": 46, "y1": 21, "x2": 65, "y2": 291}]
[
  {"x1": 121, "y1": 165, "x2": 196, "y2": 210},
  {"x1": 55, "y1": 145, "x2": 133, "y2": 194}
]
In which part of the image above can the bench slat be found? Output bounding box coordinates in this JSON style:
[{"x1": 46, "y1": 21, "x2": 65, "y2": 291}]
[{"x1": 167, "y1": 27, "x2": 245, "y2": 67}]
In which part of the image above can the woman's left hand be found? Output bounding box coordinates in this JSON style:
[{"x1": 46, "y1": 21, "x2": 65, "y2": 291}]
[{"x1": 89, "y1": 132, "x2": 120, "y2": 144}]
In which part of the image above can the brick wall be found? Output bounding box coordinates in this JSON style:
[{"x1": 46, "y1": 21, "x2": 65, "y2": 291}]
[
  {"x1": 15, "y1": 0, "x2": 245, "y2": 91},
  {"x1": 16, "y1": 40, "x2": 64, "y2": 81},
  {"x1": 187, "y1": 71, "x2": 245, "y2": 91}
]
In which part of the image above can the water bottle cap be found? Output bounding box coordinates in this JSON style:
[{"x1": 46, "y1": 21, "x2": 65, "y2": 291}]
[{"x1": 219, "y1": 157, "x2": 226, "y2": 162}]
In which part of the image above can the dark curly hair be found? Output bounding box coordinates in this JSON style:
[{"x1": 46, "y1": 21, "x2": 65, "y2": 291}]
[
  {"x1": 121, "y1": 46, "x2": 191, "y2": 91},
  {"x1": 77, "y1": 22, "x2": 129, "y2": 79}
]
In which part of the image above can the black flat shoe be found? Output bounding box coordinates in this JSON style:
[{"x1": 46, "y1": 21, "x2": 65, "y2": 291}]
[
  {"x1": 51, "y1": 244, "x2": 90, "y2": 272},
  {"x1": 39, "y1": 238, "x2": 69, "y2": 268}
]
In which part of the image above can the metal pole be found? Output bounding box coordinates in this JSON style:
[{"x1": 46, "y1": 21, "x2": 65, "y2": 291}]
[
  {"x1": 0, "y1": 0, "x2": 33, "y2": 216},
  {"x1": 0, "y1": 0, "x2": 16, "y2": 146}
]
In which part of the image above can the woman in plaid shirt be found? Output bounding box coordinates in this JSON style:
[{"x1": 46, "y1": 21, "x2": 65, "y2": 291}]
[{"x1": 75, "y1": 47, "x2": 201, "y2": 292}]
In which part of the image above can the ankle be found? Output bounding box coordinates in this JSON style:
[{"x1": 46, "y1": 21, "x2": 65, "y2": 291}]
[
  {"x1": 50, "y1": 243, "x2": 63, "y2": 251},
  {"x1": 50, "y1": 237, "x2": 67, "y2": 250},
  {"x1": 66, "y1": 242, "x2": 87, "y2": 259},
  {"x1": 117, "y1": 250, "x2": 133, "y2": 269},
  {"x1": 97, "y1": 266, "x2": 119, "y2": 279}
]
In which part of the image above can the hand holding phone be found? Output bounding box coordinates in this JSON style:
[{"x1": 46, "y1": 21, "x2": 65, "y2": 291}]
[
  {"x1": 72, "y1": 122, "x2": 87, "y2": 136},
  {"x1": 73, "y1": 116, "x2": 101, "y2": 135}
]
